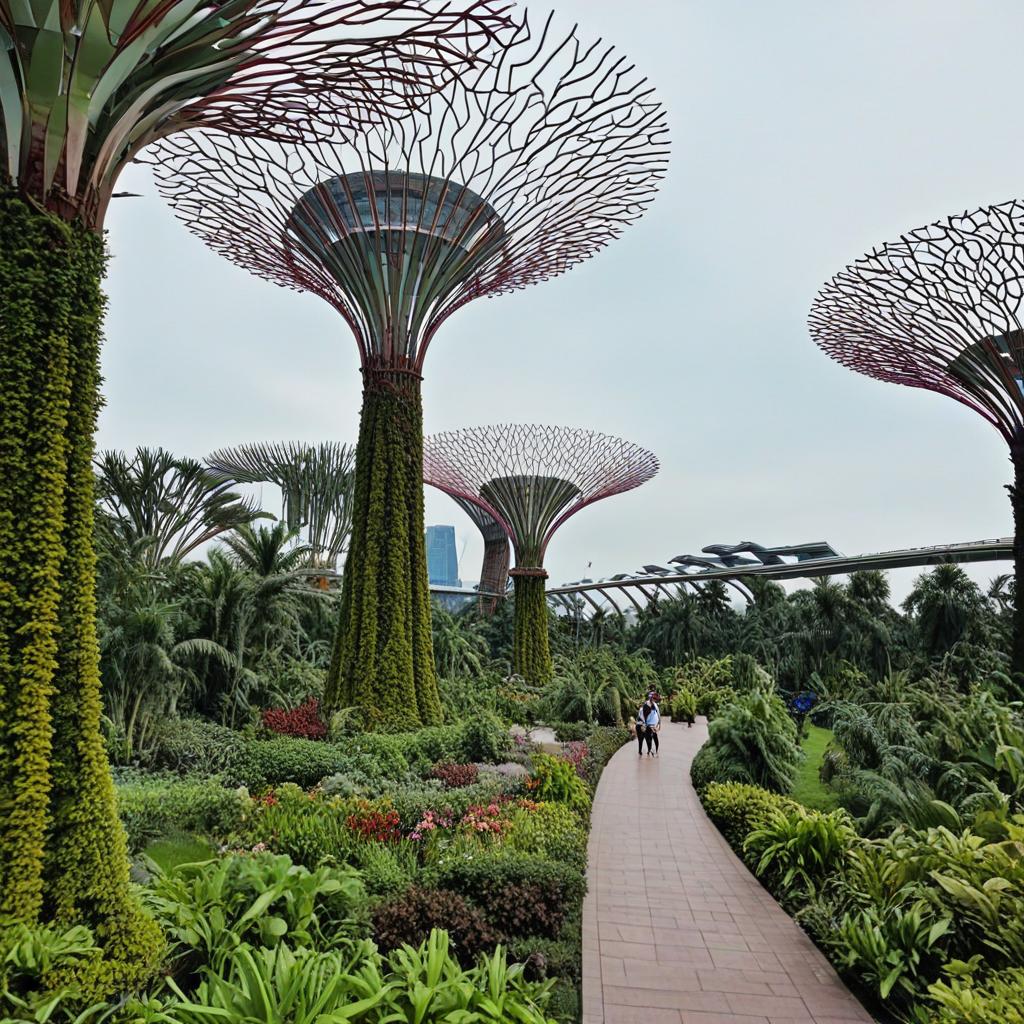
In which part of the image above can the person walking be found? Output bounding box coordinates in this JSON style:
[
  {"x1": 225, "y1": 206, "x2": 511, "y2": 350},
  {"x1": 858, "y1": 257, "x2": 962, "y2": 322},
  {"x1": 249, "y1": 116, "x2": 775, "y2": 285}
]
[{"x1": 638, "y1": 691, "x2": 661, "y2": 756}]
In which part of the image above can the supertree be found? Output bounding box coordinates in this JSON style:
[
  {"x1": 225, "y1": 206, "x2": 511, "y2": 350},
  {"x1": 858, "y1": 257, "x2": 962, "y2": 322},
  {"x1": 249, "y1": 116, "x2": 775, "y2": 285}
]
[
  {"x1": 207, "y1": 441, "x2": 357, "y2": 571},
  {"x1": 150, "y1": 11, "x2": 669, "y2": 724},
  {"x1": 808, "y1": 200, "x2": 1024, "y2": 683},
  {"x1": 446, "y1": 501, "x2": 510, "y2": 615},
  {"x1": 423, "y1": 425, "x2": 659, "y2": 683},
  {"x1": 0, "y1": 0, "x2": 506, "y2": 984}
]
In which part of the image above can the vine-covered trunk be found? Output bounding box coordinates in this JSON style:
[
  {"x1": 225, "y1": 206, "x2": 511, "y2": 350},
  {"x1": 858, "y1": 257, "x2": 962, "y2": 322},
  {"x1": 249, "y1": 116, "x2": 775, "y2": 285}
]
[
  {"x1": 478, "y1": 529, "x2": 510, "y2": 616},
  {"x1": 1011, "y1": 432, "x2": 1024, "y2": 689},
  {"x1": 326, "y1": 369, "x2": 440, "y2": 728},
  {"x1": 512, "y1": 570, "x2": 552, "y2": 684},
  {"x1": 0, "y1": 193, "x2": 161, "y2": 990}
]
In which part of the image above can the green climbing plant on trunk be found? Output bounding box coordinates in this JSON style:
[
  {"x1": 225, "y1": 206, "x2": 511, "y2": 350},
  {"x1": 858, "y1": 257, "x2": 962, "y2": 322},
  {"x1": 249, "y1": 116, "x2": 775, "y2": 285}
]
[
  {"x1": 512, "y1": 571, "x2": 553, "y2": 685},
  {"x1": 326, "y1": 371, "x2": 441, "y2": 728},
  {"x1": 0, "y1": 193, "x2": 163, "y2": 991}
]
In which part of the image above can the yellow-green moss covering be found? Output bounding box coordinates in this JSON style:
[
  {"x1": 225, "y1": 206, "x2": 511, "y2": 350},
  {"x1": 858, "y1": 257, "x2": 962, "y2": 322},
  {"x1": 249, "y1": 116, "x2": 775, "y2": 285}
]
[
  {"x1": 326, "y1": 370, "x2": 440, "y2": 728},
  {"x1": 0, "y1": 192, "x2": 162, "y2": 994}
]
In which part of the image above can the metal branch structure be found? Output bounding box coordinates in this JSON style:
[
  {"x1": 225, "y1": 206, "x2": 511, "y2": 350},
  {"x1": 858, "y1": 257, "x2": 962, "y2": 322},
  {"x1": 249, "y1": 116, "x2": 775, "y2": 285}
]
[
  {"x1": 423, "y1": 424, "x2": 659, "y2": 682},
  {"x1": 150, "y1": 10, "x2": 669, "y2": 723},
  {"x1": 808, "y1": 200, "x2": 1024, "y2": 682},
  {"x1": 1, "y1": 0, "x2": 509, "y2": 227},
  {"x1": 446, "y1": 500, "x2": 510, "y2": 616},
  {"x1": 207, "y1": 441, "x2": 356, "y2": 570}
]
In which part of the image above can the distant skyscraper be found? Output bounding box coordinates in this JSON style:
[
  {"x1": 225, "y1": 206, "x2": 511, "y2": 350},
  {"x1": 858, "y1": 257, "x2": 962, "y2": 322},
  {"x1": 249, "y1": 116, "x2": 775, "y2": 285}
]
[{"x1": 425, "y1": 525, "x2": 461, "y2": 587}]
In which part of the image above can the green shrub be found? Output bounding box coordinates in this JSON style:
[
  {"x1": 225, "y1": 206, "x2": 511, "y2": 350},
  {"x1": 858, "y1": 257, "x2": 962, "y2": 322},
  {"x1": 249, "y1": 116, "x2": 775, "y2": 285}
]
[
  {"x1": 394, "y1": 724, "x2": 466, "y2": 771},
  {"x1": 243, "y1": 786, "x2": 357, "y2": 867},
  {"x1": 579, "y1": 726, "x2": 629, "y2": 788},
  {"x1": 700, "y1": 782, "x2": 799, "y2": 850},
  {"x1": 828, "y1": 900, "x2": 952, "y2": 1007},
  {"x1": 669, "y1": 689, "x2": 696, "y2": 723},
  {"x1": 353, "y1": 841, "x2": 419, "y2": 898},
  {"x1": 927, "y1": 966, "x2": 1024, "y2": 1022},
  {"x1": 743, "y1": 804, "x2": 857, "y2": 895},
  {"x1": 371, "y1": 888, "x2": 499, "y2": 964},
  {"x1": 527, "y1": 754, "x2": 590, "y2": 814},
  {"x1": 690, "y1": 745, "x2": 745, "y2": 794},
  {"x1": 146, "y1": 717, "x2": 245, "y2": 776},
  {"x1": 143, "y1": 852, "x2": 367, "y2": 970},
  {"x1": 228, "y1": 738, "x2": 351, "y2": 789},
  {"x1": 116, "y1": 775, "x2": 248, "y2": 850},
  {"x1": 460, "y1": 712, "x2": 513, "y2": 763},
  {"x1": 701, "y1": 689, "x2": 801, "y2": 793},
  {"x1": 433, "y1": 851, "x2": 586, "y2": 939},
  {"x1": 505, "y1": 802, "x2": 589, "y2": 872},
  {"x1": 508, "y1": 935, "x2": 582, "y2": 983},
  {"x1": 549, "y1": 720, "x2": 589, "y2": 742}
]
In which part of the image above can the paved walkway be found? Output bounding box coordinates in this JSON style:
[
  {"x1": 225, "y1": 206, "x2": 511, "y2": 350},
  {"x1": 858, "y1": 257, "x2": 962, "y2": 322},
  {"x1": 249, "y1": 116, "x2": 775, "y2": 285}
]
[{"x1": 582, "y1": 719, "x2": 875, "y2": 1024}]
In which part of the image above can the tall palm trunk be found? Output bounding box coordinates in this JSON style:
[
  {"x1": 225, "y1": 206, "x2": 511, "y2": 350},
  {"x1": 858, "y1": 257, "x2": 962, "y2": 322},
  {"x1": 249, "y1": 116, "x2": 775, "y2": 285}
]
[
  {"x1": 0, "y1": 192, "x2": 161, "y2": 989},
  {"x1": 326, "y1": 368, "x2": 440, "y2": 727}
]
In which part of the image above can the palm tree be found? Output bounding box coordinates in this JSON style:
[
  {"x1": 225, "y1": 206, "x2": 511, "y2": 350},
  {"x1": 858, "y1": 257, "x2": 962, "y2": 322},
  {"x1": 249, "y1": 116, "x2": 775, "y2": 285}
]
[
  {"x1": 431, "y1": 607, "x2": 489, "y2": 678},
  {"x1": 904, "y1": 565, "x2": 988, "y2": 659},
  {"x1": 96, "y1": 447, "x2": 265, "y2": 568}
]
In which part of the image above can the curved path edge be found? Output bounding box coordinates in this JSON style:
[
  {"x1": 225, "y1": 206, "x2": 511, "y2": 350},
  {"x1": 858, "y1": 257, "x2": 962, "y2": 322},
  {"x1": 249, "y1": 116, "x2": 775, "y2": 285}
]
[{"x1": 582, "y1": 718, "x2": 875, "y2": 1023}]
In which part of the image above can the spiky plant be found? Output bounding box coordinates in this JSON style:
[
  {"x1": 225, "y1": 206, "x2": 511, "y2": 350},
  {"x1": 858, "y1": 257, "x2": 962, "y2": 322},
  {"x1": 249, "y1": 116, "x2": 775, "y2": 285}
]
[{"x1": 0, "y1": 0, "x2": 507, "y2": 989}]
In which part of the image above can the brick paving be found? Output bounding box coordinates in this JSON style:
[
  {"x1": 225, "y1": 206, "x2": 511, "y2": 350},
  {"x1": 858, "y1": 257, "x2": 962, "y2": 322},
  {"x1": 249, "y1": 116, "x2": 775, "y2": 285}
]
[{"x1": 582, "y1": 719, "x2": 875, "y2": 1024}]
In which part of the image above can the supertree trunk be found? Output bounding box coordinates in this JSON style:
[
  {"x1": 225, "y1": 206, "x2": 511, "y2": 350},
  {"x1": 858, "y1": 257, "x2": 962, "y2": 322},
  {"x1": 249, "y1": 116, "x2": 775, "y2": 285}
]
[
  {"x1": 512, "y1": 570, "x2": 552, "y2": 684},
  {"x1": 0, "y1": 193, "x2": 162, "y2": 984},
  {"x1": 479, "y1": 529, "x2": 511, "y2": 617},
  {"x1": 1011, "y1": 430, "x2": 1024, "y2": 687},
  {"x1": 326, "y1": 369, "x2": 441, "y2": 727}
]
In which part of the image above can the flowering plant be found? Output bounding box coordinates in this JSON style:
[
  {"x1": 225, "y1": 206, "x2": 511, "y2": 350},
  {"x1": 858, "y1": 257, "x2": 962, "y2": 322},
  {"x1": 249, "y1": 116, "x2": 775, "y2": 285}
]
[
  {"x1": 261, "y1": 697, "x2": 327, "y2": 740},
  {"x1": 345, "y1": 801, "x2": 402, "y2": 843},
  {"x1": 429, "y1": 761, "x2": 479, "y2": 788},
  {"x1": 460, "y1": 802, "x2": 510, "y2": 836},
  {"x1": 563, "y1": 741, "x2": 589, "y2": 779},
  {"x1": 409, "y1": 809, "x2": 453, "y2": 841}
]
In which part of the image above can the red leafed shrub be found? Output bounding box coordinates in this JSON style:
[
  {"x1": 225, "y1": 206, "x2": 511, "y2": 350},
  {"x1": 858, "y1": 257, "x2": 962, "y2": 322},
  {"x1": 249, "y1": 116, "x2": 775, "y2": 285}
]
[
  {"x1": 346, "y1": 804, "x2": 402, "y2": 843},
  {"x1": 564, "y1": 741, "x2": 589, "y2": 779},
  {"x1": 429, "y1": 761, "x2": 479, "y2": 788},
  {"x1": 372, "y1": 887, "x2": 498, "y2": 964},
  {"x1": 261, "y1": 698, "x2": 327, "y2": 740}
]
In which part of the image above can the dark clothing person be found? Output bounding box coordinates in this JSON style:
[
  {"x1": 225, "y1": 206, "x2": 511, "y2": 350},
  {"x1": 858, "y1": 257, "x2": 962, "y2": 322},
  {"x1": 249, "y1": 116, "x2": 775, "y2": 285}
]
[
  {"x1": 645, "y1": 726, "x2": 660, "y2": 754},
  {"x1": 637, "y1": 698, "x2": 661, "y2": 756}
]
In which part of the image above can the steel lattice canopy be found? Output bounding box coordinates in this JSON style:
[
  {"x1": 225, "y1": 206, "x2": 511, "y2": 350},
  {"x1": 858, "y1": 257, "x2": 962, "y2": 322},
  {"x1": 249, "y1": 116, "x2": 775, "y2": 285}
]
[
  {"x1": 808, "y1": 200, "x2": 1024, "y2": 445},
  {"x1": 423, "y1": 424, "x2": 658, "y2": 567},
  {"x1": 150, "y1": 11, "x2": 669, "y2": 373}
]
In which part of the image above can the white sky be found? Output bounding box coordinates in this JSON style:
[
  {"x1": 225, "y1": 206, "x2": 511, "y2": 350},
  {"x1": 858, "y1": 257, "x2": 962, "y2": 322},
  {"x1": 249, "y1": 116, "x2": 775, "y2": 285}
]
[{"x1": 100, "y1": 0, "x2": 1024, "y2": 604}]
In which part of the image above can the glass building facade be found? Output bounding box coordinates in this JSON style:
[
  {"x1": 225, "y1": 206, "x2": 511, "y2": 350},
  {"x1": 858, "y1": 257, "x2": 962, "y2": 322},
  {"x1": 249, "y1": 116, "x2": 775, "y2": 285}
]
[{"x1": 425, "y1": 524, "x2": 461, "y2": 587}]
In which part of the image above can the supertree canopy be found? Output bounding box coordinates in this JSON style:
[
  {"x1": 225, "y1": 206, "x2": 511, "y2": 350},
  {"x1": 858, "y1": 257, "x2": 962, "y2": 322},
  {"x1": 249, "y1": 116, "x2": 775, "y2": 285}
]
[
  {"x1": 0, "y1": 0, "x2": 507, "y2": 989},
  {"x1": 151, "y1": 11, "x2": 669, "y2": 723},
  {"x1": 808, "y1": 200, "x2": 1024, "y2": 684},
  {"x1": 423, "y1": 424, "x2": 659, "y2": 683},
  {"x1": 207, "y1": 441, "x2": 357, "y2": 570}
]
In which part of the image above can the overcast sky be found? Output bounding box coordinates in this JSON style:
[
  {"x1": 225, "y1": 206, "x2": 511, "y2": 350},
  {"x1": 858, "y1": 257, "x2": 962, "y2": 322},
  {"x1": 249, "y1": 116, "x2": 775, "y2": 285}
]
[{"x1": 100, "y1": 0, "x2": 1024, "y2": 604}]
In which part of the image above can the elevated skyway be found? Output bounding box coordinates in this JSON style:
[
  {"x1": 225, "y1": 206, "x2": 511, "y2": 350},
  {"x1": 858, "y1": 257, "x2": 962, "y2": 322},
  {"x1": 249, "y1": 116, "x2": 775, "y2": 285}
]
[{"x1": 546, "y1": 537, "x2": 1013, "y2": 613}]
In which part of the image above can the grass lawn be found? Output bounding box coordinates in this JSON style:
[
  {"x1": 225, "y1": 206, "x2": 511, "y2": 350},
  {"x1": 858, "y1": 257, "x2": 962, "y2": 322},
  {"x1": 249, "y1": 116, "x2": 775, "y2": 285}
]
[
  {"x1": 791, "y1": 724, "x2": 839, "y2": 810},
  {"x1": 144, "y1": 834, "x2": 216, "y2": 873}
]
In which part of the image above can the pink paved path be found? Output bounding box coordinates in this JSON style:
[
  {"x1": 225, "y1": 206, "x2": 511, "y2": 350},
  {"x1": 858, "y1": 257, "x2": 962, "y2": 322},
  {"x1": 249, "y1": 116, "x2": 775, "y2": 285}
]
[{"x1": 582, "y1": 719, "x2": 875, "y2": 1024}]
